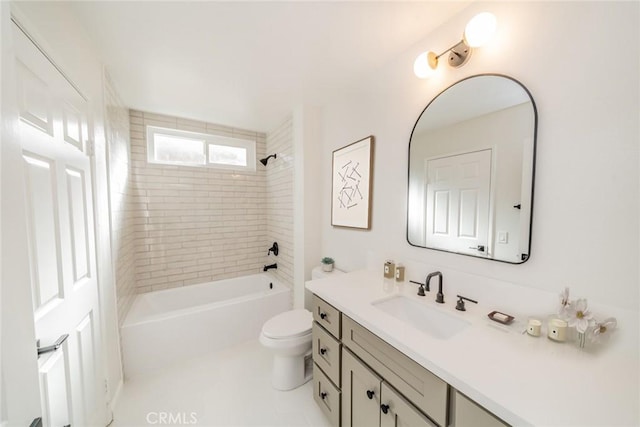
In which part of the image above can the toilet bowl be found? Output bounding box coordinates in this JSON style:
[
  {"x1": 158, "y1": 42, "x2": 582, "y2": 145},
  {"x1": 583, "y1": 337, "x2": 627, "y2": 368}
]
[
  {"x1": 259, "y1": 308, "x2": 313, "y2": 390},
  {"x1": 260, "y1": 266, "x2": 344, "y2": 390}
]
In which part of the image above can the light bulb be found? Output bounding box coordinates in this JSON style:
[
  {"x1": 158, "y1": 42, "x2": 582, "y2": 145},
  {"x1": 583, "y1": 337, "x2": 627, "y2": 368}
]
[
  {"x1": 464, "y1": 12, "x2": 497, "y2": 48},
  {"x1": 413, "y1": 51, "x2": 438, "y2": 79}
]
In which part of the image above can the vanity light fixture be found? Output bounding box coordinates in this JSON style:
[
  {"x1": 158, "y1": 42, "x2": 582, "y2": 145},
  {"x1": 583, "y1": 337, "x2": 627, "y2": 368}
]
[{"x1": 413, "y1": 12, "x2": 497, "y2": 79}]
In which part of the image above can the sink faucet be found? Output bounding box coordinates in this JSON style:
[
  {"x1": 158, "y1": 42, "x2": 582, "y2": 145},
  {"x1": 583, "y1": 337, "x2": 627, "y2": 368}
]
[
  {"x1": 426, "y1": 271, "x2": 444, "y2": 304},
  {"x1": 263, "y1": 263, "x2": 277, "y2": 272}
]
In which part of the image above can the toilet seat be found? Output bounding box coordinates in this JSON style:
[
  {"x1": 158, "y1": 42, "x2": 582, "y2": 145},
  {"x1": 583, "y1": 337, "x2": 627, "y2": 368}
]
[{"x1": 261, "y1": 309, "x2": 312, "y2": 339}]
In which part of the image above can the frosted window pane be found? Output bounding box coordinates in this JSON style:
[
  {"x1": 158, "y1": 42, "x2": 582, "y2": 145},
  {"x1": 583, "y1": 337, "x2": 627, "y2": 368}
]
[
  {"x1": 154, "y1": 134, "x2": 205, "y2": 165},
  {"x1": 208, "y1": 144, "x2": 247, "y2": 166}
]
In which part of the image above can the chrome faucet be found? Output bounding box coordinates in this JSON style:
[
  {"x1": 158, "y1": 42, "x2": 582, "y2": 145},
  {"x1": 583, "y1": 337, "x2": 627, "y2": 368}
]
[
  {"x1": 263, "y1": 263, "x2": 277, "y2": 272},
  {"x1": 426, "y1": 271, "x2": 444, "y2": 304}
]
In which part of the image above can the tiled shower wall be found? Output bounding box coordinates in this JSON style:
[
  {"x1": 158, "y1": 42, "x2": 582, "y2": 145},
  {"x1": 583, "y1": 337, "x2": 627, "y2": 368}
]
[
  {"x1": 104, "y1": 73, "x2": 135, "y2": 325},
  {"x1": 129, "y1": 110, "x2": 268, "y2": 293},
  {"x1": 265, "y1": 117, "x2": 294, "y2": 289}
]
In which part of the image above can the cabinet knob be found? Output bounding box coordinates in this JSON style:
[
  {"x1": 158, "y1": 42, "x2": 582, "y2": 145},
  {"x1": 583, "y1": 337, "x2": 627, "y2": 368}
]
[
  {"x1": 320, "y1": 392, "x2": 327, "y2": 400},
  {"x1": 380, "y1": 404, "x2": 390, "y2": 414},
  {"x1": 320, "y1": 312, "x2": 327, "y2": 320},
  {"x1": 366, "y1": 390, "x2": 375, "y2": 400},
  {"x1": 320, "y1": 348, "x2": 327, "y2": 355}
]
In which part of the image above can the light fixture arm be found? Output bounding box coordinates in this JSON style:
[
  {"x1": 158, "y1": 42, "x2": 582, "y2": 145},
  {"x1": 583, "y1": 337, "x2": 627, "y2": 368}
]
[
  {"x1": 434, "y1": 40, "x2": 467, "y2": 60},
  {"x1": 413, "y1": 12, "x2": 496, "y2": 79}
]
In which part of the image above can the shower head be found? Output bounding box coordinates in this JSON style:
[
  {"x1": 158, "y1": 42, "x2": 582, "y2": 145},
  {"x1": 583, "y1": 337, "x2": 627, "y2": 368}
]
[{"x1": 260, "y1": 153, "x2": 277, "y2": 166}]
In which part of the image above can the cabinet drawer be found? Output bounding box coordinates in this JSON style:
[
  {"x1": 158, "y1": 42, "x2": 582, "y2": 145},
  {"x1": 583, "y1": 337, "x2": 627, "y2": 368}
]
[
  {"x1": 342, "y1": 315, "x2": 448, "y2": 427},
  {"x1": 313, "y1": 362, "x2": 341, "y2": 427},
  {"x1": 452, "y1": 391, "x2": 509, "y2": 427},
  {"x1": 313, "y1": 295, "x2": 341, "y2": 339},
  {"x1": 313, "y1": 322, "x2": 342, "y2": 386}
]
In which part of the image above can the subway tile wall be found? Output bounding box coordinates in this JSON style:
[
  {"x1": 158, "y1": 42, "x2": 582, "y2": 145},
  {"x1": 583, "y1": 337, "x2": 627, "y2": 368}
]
[
  {"x1": 265, "y1": 117, "x2": 294, "y2": 291},
  {"x1": 129, "y1": 110, "x2": 268, "y2": 293},
  {"x1": 104, "y1": 73, "x2": 136, "y2": 325}
]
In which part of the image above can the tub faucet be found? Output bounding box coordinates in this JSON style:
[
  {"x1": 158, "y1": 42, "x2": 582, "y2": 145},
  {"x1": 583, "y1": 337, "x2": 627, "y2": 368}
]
[
  {"x1": 263, "y1": 263, "x2": 277, "y2": 272},
  {"x1": 426, "y1": 271, "x2": 444, "y2": 304}
]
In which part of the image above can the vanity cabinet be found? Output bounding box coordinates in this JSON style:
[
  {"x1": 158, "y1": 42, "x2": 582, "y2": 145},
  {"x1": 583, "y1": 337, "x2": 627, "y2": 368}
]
[
  {"x1": 311, "y1": 294, "x2": 508, "y2": 427},
  {"x1": 342, "y1": 348, "x2": 435, "y2": 427}
]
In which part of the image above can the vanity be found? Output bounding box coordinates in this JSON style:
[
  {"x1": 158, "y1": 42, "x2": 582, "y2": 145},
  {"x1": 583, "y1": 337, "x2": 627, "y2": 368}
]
[{"x1": 307, "y1": 270, "x2": 639, "y2": 426}]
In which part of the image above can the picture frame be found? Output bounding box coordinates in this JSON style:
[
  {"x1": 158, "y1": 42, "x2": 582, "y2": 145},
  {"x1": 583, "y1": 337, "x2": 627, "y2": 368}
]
[{"x1": 331, "y1": 136, "x2": 374, "y2": 229}]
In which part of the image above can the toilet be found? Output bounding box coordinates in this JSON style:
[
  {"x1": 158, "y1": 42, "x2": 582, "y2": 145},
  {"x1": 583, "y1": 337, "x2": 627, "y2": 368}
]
[{"x1": 260, "y1": 266, "x2": 343, "y2": 390}]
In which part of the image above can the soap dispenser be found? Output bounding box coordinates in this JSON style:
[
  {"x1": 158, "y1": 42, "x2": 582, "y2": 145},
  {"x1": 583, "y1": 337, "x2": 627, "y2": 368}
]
[{"x1": 384, "y1": 260, "x2": 395, "y2": 279}]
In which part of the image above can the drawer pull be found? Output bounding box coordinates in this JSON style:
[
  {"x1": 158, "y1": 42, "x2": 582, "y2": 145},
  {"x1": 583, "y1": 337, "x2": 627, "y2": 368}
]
[
  {"x1": 321, "y1": 392, "x2": 327, "y2": 400},
  {"x1": 320, "y1": 312, "x2": 327, "y2": 320},
  {"x1": 366, "y1": 390, "x2": 375, "y2": 400},
  {"x1": 320, "y1": 348, "x2": 327, "y2": 355},
  {"x1": 380, "y1": 404, "x2": 390, "y2": 414}
]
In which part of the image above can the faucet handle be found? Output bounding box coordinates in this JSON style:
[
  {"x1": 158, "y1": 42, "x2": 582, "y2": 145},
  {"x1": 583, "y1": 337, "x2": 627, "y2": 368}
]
[
  {"x1": 409, "y1": 280, "x2": 426, "y2": 296},
  {"x1": 455, "y1": 295, "x2": 478, "y2": 311}
]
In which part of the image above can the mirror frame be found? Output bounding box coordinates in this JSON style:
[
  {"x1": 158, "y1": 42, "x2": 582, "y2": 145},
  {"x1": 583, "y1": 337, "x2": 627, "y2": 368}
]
[{"x1": 406, "y1": 74, "x2": 538, "y2": 264}]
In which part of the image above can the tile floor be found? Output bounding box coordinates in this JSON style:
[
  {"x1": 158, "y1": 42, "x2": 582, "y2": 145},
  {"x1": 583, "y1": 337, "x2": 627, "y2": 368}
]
[{"x1": 111, "y1": 339, "x2": 331, "y2": 427}]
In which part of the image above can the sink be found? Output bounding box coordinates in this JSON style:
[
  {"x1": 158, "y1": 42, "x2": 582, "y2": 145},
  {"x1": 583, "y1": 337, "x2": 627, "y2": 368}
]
[{"x1": 372, "y1": 295, "x2": 471, "y2": 339}]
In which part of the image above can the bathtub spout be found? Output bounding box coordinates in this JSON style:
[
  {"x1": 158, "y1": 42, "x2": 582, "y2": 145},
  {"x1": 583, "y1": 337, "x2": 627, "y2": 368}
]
[{"x1": 263, "y1": 263, "x2": 277, "y2": 272}]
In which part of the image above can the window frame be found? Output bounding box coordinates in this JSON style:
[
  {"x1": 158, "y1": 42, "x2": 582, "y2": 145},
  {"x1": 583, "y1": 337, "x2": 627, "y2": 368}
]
[{"x1": 146, "y1": 125, "x2": 256, "y2": 172}]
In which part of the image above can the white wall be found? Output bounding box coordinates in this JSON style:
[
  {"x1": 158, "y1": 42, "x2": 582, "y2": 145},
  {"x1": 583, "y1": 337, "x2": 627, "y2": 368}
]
[
  {"x1": 319, "y1": 1, "x2": 639, "y2": 312},
  {"x1": 292, "y1": 106, "x2": 323, "y2": 310}
]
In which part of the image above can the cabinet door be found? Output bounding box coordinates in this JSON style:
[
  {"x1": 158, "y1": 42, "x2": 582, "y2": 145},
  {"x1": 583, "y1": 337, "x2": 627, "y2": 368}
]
[
  {"x1": 452, "y1": 391, "x2": 509, "y2": 427},
  {"x1": 380, "y1": 383, "x2": 437, "y2": 427},
  {"x1": 342, "y1": 349, "x2": 381, "y2": 427}
]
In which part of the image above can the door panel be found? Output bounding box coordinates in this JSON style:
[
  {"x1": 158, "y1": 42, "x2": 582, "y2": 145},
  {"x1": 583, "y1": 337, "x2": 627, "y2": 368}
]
[
  {"x1": 458, "y1": 189, "x2": 478, "y2": 238},
  {"x1": 39, "y1": 349, "x2": 72, "y2": 427},
  {"x1": 22, "y1": 153, "x2": 63, "y2": 310},
  {"x1": 17, "y1": 61, "x2": 54, "y2": 134},
  {"x1": 66, "y1": 167, "x2": 90, "y2": 283},
  {"x1": 76, "y1": 312, "x2": 97, "y2": 419},
  {"x1": 13, "y1": 21, "x2": 106, "y2": 427}
]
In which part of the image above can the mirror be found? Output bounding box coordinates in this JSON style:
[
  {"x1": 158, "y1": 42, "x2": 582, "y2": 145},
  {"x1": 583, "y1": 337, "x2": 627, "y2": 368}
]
[{"x1": 407, "y1": 75, "x2": 537, "y2": 263}]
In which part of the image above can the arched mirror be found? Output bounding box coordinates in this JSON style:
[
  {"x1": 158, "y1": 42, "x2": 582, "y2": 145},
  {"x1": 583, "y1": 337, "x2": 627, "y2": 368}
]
[{"x1": 407, "y1": 75, "x2": 537, "y2": 263}]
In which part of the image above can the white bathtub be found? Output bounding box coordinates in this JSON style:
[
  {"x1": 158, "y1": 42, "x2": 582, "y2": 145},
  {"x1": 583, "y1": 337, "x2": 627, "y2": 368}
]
[{"x1": 121, "y1": 273, "x2": 291, "y2": 377}]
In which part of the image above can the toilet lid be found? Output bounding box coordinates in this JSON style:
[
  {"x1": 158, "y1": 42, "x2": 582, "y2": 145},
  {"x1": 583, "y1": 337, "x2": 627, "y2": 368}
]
[{"x1": 262, "y1": 309, "x2": 312, "y2": 339}]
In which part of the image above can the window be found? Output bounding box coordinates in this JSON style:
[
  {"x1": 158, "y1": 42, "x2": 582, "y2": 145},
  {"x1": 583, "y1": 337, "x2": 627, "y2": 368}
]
[{"x1": 147, "y1": 126, "x2": 256, "y2": 171}]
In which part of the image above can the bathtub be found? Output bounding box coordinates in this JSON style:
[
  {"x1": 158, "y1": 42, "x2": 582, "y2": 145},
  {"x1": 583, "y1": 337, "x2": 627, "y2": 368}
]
[{"x1": 121, "y1": 273, "x2": 291, "y2": 377}]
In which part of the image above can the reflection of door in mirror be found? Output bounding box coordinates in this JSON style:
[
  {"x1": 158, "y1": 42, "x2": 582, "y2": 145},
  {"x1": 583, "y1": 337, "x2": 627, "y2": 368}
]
[
  {"x1": 425, "y1": 149, "x2": 491, "y2": 257},
  {"x1": 407, "y1": 75, "x2": 537, "y2": 264}
]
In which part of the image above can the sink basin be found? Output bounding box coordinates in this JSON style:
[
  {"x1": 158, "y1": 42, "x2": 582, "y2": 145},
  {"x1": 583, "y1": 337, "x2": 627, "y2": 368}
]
[{"x1": 372, "y1": 295, "x2": 471, "y2": 339}]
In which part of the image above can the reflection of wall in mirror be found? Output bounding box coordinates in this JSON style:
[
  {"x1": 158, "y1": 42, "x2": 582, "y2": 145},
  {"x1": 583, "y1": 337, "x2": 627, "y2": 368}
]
[{"x1": 409, "y1": 102, "x2": 533, "y2": 261}]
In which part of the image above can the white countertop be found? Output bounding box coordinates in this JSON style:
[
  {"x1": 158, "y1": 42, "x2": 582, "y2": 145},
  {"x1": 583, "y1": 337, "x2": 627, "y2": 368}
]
[{"x1": 306, "y1": 270, "x2": 639, "y2": 426}]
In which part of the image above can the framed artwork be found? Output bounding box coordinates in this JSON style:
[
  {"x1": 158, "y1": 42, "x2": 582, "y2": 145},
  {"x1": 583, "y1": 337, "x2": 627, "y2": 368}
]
[{"x1": 331, "y1": 136, "x2": 374, "y2": 229}]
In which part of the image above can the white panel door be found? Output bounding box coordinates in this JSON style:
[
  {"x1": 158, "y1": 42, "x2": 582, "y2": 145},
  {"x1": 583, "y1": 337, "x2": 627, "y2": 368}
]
[
  {"x1": 13, "y1": 22, "x2": 106, "y2": 427},
  {"x1": 425, "y1": 150, "x2": 492, "y2": 256}
]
